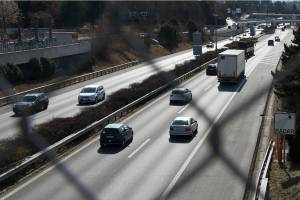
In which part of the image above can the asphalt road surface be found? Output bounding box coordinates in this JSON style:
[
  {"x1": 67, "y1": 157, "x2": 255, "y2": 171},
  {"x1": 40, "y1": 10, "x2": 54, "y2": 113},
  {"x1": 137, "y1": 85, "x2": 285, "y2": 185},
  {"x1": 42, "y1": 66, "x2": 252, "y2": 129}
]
[
  {"x1": 0, "y1": 33, "x2": 246, "y2": 140},
  {"x1": 1, "y1": 29, "x2": 292, "y2": 200}
]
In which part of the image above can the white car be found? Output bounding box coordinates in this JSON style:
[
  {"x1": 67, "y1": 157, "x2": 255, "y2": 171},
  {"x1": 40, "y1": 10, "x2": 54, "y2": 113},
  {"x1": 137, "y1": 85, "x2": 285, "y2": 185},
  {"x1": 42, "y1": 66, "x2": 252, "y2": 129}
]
[
  {"x1": 170, "y1": 88, "x2": 192, "y2": 104},
  {"x1": 78, "y1": 85, "x2": 105, "y2": 105},
  {"x1": 229, "y1": 36, "x2": 234, "y2": 41},
  {"x1": 206, "y1": 42, "x2": 214, "y2": 48},
  {"x1": 169, "y1": 117, "x2": 198, "y2": 138}
]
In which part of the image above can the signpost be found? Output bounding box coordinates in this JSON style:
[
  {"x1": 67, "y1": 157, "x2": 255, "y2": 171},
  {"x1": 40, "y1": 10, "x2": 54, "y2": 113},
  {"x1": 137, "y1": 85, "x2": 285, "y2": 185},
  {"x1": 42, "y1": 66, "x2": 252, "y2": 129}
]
[
  {"x1": 274, "y1": 112, "x2": 296, "y2": 165},
  {"x1": 192, "y1": 32, "x2": 202, "y2": 57},
  {"x1": 250, "y1": 25, "x2": 255, "y2": 37}
]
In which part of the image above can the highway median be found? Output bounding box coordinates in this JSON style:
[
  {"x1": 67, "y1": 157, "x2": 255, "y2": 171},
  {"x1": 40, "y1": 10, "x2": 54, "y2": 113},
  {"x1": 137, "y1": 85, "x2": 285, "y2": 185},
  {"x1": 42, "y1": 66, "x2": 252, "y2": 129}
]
[{"x1": 0, "y1": 48, "x2": 226, "y2": 190}]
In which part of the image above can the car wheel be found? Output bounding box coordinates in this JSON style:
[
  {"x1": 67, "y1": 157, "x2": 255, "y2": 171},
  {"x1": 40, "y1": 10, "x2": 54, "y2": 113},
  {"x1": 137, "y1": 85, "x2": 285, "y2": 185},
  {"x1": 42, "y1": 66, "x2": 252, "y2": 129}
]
[
  {"x1": 43, "y1": 103, "x2": 48, "y2": 110},
  {"x1": 100, "y1": 142, "x2": 106, "y2": 147},
  {"x1": 122, "y1": 139, "x2": 126, "y2": 147},
  {"x1": 130, "y1": 133, "x2": 133, "y2": 143},
  {"x1": 194, "y1": 127, "x2": 198, "y2": 134}
]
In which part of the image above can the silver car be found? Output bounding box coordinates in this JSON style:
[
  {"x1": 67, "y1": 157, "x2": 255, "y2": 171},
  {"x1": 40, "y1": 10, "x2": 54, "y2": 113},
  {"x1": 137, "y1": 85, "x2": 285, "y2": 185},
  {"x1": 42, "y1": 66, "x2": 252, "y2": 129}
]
[
  {"x1": 170, "y1": 88, "x2": 192, "y2": 104},
  {"x1": 78, "y1": 85, "x2": 105, "y2": 105},
  {"x1": 169, "y1": 117, "x2": 198, "y2": 138}
]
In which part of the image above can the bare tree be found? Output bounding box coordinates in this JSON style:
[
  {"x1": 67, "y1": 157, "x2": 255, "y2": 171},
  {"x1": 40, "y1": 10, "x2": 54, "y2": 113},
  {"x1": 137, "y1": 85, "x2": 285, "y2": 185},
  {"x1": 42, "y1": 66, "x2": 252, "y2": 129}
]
[{"x1": 0, "y1": 1, "x2": 19, "y2": 40}]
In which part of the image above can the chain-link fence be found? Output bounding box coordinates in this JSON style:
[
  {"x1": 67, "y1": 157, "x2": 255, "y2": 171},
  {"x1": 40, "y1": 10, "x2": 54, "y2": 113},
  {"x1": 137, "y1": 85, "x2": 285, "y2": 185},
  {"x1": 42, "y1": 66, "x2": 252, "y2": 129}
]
[{"x1": 0, "y1": 3, "x2": 295, "y2": 200}]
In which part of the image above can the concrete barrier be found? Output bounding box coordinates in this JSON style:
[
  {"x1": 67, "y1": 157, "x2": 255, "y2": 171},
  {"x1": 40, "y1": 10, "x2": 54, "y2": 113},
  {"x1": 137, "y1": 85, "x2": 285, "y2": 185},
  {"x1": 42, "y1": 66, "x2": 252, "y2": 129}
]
[{"x1": 0, "y1": 40, "x2": 91, "y2": 65}]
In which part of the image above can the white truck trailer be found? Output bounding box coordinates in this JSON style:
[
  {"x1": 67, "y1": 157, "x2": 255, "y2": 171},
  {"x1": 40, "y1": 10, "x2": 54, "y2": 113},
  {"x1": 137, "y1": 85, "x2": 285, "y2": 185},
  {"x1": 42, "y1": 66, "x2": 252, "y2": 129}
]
[{"x1": 217, "y1": 49, "x2": 245, "y2": 83}]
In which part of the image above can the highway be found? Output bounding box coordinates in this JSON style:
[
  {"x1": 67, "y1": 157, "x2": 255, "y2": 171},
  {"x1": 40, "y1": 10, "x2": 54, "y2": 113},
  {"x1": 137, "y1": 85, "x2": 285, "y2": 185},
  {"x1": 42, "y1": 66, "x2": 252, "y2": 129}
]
[
  {"x1": 1, "y1": 29, "x2": 292, "y2": 200},
  {"x1": 0, "y1": 35, "x2": 239, "y2": 140}
]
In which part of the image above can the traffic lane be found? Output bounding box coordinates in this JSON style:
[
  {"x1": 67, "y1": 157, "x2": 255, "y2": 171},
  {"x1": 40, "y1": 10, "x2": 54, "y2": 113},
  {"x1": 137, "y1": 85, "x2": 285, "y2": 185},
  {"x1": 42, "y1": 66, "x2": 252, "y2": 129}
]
[
  {"x1": 166, "y1": 31, "x2": 293, "y2": 200},
  {"x1": 1, "y1": 66, "x2": 221, "y2": 200},
  {"x1": 0, "y1": 49, "x2": 197, "y2": 139},
  {"x1": 0, "y1": 38, "x2": 234, "y2": 140},
  {"x1": 0, "y1": 30, "x2": 285, "y2": 140},
  {"x1": 104, "y1": 30, "x2": 293, "y2": 200},
  {"x1": 1, "y1": 30, "x2": 278, "y2": 199},
  {"x1": 0, "y1": 33, "x2": 236, "y2": 116},
  {"x1": 166, "y1": 63, "x2": 275, "y2": 200}
]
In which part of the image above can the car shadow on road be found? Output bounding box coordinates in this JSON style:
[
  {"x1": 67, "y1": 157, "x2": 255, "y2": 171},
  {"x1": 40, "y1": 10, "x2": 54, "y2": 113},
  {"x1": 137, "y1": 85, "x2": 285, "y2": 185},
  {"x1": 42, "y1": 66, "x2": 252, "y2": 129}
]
[
  {"x1": 97, "y1": 146, "x2": 126, "y2": 154},
  {"x1": 10, "y1": 113, "x2": 34, "y2": 118},
  {"x1": 169, "y1": 136, "x2": 195, "y2": 143},
  {"x1": 217, "y1": 78, "x2": 247, "y2": 92},
  {"x1": 169, "y1": 101, "x2": 190, "y2": 106}
]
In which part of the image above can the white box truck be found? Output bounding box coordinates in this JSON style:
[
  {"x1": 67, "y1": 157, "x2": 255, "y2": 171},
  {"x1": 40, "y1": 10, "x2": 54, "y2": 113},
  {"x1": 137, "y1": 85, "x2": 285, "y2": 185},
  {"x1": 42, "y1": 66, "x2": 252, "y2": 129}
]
[{"x1": 217, "y1": 49, "x2": 245, "y2": 83}]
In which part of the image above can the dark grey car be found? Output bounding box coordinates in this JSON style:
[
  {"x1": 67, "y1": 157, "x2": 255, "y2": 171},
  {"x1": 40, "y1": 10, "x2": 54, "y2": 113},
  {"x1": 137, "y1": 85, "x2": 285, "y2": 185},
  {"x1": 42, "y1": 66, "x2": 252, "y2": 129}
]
[
  {"x1": 13, "y1": 93, "x2": 49, "y2": 115},
  {"x1": 100, "y1": 123, "x2": 133, "y2": 147},
  {"x1": 206, "y1": 63, "x2": 217, "y2": 76}
]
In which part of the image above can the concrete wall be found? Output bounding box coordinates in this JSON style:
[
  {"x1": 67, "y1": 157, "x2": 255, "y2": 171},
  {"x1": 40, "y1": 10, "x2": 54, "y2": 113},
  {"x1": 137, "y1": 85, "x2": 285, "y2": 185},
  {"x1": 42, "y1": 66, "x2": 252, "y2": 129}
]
[{"x1": 0, "y1": 40, "x2": 91, "y2": 65}]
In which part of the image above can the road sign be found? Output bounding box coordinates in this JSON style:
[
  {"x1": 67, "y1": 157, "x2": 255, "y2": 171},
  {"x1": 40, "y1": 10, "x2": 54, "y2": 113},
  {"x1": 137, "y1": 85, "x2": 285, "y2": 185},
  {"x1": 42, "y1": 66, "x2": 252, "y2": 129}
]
[
  {"x1": 250, "y1": 25, "x2": 255, "y2": 36},
  {"x1": 193, "y1": 32, "x2": 202, "y2": 45},
  {"x1": 275, "y1": 112, "x2": 296, "y2": 135},
  {"x1": 193, "y1": 45, "x2": 202, "y2": 56}
]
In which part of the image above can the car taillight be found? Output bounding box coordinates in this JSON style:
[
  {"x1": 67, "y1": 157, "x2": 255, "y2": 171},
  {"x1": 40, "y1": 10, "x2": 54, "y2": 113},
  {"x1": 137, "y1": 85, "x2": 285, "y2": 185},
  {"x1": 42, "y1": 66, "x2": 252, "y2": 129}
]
[{"x1": 185, "y1": 127, "x2": 191, "y2": 131}]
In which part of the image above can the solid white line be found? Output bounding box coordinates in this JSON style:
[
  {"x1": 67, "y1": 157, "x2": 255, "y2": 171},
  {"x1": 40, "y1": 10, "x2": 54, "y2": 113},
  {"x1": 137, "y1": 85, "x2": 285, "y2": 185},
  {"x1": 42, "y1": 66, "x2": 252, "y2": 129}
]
[
  {"x1": 128, "y1": 138, "x2": 151, "y2": 159},
  {"x1": 204, "y1": 85, "x2": 212, "y2": 92},
  {"x1": 177, "y1": 104, "x2": 189, "y2": 114},
  {"x1": 160, "y1": 79, "x2": 245, "y2": 200},
  {"x1": 1, "y1": 136, "x2": 99, "y2": 199}
]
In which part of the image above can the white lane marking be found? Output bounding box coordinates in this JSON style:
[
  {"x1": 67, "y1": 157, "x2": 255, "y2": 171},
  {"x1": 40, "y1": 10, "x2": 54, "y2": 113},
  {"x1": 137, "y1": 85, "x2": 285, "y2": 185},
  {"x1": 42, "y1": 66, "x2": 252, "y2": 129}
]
[
  {"x1": 177, "y1": 104, "x2": 189, "y2": 114},
  {"x1": 2, "y1": 59, "x2": 211, "y2": 199},
  {"x1": 1, "y1": 137, "x2": 99, "y2": 199},
  {"x1": 128, "y1": 138, "x2": 151, "y2": 159},
  {"x1": 1, "y1": 32, "x2": 284, "y2": 198},
  {"x1": 160, "y1": 79, "x2": 245, "y2": 200},
  {"x1": 204, "y1": 85, "x2": 212, "y2": 92}
]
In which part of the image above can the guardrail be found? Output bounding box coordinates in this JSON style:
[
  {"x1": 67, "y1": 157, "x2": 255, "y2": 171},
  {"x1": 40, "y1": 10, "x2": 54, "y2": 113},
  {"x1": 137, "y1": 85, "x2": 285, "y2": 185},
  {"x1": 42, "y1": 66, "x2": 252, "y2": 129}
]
[
  {"x1": 0, "y1": 60, "x2": 140, "y2": 107},
  {"x1": 0, "y1": 57, "x2": 217, "y2": 183},
  {"x1": 254, "y1": 141, "x2": 275, "y2": 200}
]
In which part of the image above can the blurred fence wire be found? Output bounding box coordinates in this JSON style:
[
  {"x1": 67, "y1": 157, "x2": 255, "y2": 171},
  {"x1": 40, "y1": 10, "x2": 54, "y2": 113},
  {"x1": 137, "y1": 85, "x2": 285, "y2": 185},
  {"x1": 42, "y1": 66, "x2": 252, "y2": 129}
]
[{"x1": 0, "y1": 3, "x2": 293, "y2": 200}]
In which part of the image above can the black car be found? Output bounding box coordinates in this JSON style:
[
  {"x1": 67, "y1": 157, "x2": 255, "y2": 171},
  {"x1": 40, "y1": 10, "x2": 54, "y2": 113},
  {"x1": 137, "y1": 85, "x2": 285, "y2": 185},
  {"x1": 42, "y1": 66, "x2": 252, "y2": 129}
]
[
  {"x1": 100, "y1": 123, "x2": 133, "y2": 147},
  {"x1": 13, "y1": 93, "x2": 49, "y2": 115},
  {"x1": 206, "y1": 42, "x2": 214, "y2": 48},
  {"x1": 268, "y1": 40, "x2": 274, "y2": 46},
  {"x1": 206, "y1": 63, "x2": 217, "y2": 76}
]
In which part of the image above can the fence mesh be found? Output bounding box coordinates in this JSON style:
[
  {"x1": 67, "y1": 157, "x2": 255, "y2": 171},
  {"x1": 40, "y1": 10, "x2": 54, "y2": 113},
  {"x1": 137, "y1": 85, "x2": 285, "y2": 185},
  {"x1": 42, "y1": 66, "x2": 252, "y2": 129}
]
[{"x1": 0, "y1": 4, "x2": 294, "y2": 200}]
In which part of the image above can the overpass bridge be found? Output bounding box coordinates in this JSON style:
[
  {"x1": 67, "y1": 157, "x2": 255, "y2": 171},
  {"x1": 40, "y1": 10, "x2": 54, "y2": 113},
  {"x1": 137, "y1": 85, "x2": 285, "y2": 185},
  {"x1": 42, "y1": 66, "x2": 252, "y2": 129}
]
[{"x1": 237, "y1": 19, "x2": 300, "y2": 26}]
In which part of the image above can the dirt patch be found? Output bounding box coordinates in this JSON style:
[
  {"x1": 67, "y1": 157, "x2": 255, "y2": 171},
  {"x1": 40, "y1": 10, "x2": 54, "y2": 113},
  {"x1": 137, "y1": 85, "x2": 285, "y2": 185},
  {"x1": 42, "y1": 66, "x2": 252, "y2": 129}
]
[
  {"x1": 269, "y1": 160, "x2": 300, "y2": 200},
  {"x1": 269, "y1": 98, "x2": 300, "y2": 200}
]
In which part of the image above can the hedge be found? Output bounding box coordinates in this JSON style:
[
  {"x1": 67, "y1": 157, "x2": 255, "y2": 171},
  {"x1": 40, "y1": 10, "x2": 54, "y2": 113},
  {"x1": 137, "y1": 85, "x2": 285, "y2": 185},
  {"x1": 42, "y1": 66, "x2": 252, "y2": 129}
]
[{"x1": 0, "y1": 48, "x2": 225, "y2": 173}]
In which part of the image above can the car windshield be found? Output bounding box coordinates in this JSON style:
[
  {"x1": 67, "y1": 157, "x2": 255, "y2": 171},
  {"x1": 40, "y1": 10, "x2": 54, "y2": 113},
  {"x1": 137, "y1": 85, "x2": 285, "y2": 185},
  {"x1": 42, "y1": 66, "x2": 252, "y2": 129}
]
[
  {"x1": 81, "y1": 87, "x2": 96, "y2": 93},
  {"x1": 172, "y1": 120, "x2": 189, "y2": 125},
  {"x1": 103, "y1": 128, "x2": 119, "y2": 135},
  {"x1": 22, "y1": 95, "x2": 36, "y2": 102}
]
